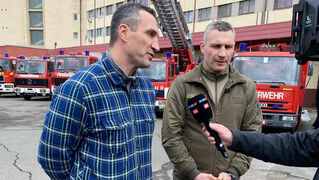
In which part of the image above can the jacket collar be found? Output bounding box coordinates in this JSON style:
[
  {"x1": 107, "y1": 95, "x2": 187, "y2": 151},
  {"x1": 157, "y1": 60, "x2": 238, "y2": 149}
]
[{"x1": 184, "y1": 62, "x2": 247, "y2": 87}]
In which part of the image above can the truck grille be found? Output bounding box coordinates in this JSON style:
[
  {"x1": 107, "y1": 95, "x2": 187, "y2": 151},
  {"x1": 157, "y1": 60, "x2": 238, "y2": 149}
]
[
  {"x1": 54, "y1": 78, "x2": 67, "y2": 86},
  {"x1": 259, "y1": 100, "x2": 288, "y2": 111},
  {"x1": 0, "y1": 75, "x2": 3, "y2": 82},
  {"x1": 15, "y1": 78, "x2": 48, "y2": 86}
]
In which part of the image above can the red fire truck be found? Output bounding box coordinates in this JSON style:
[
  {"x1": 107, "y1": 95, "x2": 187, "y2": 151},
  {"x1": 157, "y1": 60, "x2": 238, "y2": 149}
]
[
  {"x1": 0, "y1": 53, "x2": 18, "y2": 96},
  {"x1": 51, "y1": 50, "x2": 98, "y2": 94},
  {"x1": 14, "y1": 56, "x2": 54, "y2": 100},
  {"x1": 138, "y1": 0, "x2": 196, "y2": 111},
  {"x1": 232, "y1": 44, "x2": 311, "y2": 132}
]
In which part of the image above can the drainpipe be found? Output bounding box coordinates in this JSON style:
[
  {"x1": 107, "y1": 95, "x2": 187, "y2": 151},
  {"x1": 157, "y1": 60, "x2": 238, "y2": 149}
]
[
  {"x1": 192, "y1": 0, "x2": 196, "y2": 33},
  {"x1": 80, "y1": 0, "x2": 82, "y2": 46},
  {"x1": 261, "y1": 0, "x2": 267, "y2": 24}
]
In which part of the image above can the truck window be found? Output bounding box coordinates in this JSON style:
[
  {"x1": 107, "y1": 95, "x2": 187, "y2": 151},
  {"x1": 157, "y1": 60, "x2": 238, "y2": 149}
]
[
  {"x1": 138, "y1": 61, "x2": 167, "y2": 82},
  {"x1": 0, "y1": 58, "x2": 10, "y2": 71},
  {"x1": 233, "y1": 56, "x2": 300, "y2": 85}
]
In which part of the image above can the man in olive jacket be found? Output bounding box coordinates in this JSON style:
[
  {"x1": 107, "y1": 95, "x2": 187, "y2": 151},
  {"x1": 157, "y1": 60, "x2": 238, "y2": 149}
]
[{"x1": 162, "y1": 21, "x2": 263, "y2": 180}]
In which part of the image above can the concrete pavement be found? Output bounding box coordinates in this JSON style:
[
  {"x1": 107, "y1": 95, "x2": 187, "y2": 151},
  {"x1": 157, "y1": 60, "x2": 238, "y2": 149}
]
[{"x1": 0, "y1": 94, "x2": 317, "y2": 179}]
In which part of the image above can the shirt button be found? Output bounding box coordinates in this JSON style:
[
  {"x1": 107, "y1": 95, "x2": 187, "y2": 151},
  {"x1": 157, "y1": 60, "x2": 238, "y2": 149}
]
[
  {"x1": 117, "y1": 122, "x2": 121, "y2": 126},
  {"x1": 138, "y1": 165, "x2": 141, "y2": 170},
  {"x1": 136, "y1": 144, "x2": 139, "y2": 148}
]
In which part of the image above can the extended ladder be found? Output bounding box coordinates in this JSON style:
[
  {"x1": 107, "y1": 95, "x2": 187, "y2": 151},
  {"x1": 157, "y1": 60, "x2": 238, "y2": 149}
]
[{"x1": 150, "y1": 0, "x2": 195, "y2": 62}]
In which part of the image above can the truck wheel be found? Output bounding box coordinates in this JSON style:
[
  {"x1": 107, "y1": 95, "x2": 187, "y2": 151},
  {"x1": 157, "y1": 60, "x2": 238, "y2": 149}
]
[{"x1": 23, "y1": 95, "x2": 32, "y2": 100}]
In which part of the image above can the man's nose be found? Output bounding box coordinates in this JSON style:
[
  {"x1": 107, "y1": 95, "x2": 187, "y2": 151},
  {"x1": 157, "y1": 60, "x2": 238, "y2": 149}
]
[
  {"x1": 152, "y1": 38, "x2": 160, "y2": 52},
  {"x1": 218, "y1": 47, "x2": 227, "y2": 57}
]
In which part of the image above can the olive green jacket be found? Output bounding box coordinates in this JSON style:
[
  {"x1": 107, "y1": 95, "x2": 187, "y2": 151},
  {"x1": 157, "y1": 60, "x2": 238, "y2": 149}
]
[{"x1": 162, "y1": 63, "x2": 263, "y2": 179}]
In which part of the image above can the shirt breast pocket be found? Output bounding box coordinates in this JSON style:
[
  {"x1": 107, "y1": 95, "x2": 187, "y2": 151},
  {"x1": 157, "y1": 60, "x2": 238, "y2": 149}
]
[
  {"x1": 140, "y1": 107, "x2": 156, "y2": 131},
  {"x1": 98, "y1": 113, "x2": 131, "y2": 155}
]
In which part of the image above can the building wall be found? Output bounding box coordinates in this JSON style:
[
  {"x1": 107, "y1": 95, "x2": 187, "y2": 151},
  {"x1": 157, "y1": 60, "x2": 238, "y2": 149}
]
[
  {"x1": 0, "y1": 0, "x2": 28, "y2": 46},
  {"x1": 0, "y1": 0, "x2": 300, "y2": 49},
  {"x1": 44, "y1": 0, "x2": 81, "y2": 49}
]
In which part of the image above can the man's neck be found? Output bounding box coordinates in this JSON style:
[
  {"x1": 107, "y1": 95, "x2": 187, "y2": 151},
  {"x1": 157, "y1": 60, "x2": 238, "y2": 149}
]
[{"x1": 108, "y1": 46, "x2": 135, "y2": 76}]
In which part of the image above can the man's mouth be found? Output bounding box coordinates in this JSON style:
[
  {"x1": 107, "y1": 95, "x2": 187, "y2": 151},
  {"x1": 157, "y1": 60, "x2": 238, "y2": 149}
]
[{"x1": 147, "y1": 53, "x2": 154, "y2": 59}]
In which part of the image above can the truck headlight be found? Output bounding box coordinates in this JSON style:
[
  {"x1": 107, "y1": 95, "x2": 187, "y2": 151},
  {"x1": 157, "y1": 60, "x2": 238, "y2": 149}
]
[{"x1": 282, "y1": 116, "x2": 294, "y2": 121}]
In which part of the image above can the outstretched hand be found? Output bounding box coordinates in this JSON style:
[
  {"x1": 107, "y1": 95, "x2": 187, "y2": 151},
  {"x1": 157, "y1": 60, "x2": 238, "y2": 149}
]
[{"x1": 202, "y1": 123, "x2": 233, "y2": 147}]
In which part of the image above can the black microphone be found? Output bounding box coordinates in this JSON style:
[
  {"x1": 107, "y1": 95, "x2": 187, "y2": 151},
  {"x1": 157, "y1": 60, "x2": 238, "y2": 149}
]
[{"x1": 188, "y1": 94, "x2": 228, "y2": 158}]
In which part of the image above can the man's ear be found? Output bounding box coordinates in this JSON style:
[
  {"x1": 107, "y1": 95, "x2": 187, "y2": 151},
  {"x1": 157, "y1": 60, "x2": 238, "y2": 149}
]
[
  {"x1": 118, "y1": 24, "x2": 129, "y2": 42},
  {"x1": 200, "y1": 41, "x2": 205, "y2": 54}
]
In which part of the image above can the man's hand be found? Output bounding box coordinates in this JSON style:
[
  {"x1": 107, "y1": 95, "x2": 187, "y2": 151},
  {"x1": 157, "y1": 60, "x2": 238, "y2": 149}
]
[
  {"x1": 202, "y1": 123, "x2": 233, "y2": 147},
  {"x1": 194, "y1": 173, "x2": 217, "y2": 180},
  {"x1": 217, "y1": 172, "x2": 232, "y2": 180}
]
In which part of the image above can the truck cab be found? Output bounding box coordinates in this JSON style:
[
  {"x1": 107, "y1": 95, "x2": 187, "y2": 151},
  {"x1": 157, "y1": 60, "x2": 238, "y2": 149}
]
[
  {"x1": 0, "y1": 53, "x2": 17, "y2": 95},
  {"x1": 233, "y1": 44, "x2": 310, "y2": 132},
  {"x1": 14, "y1": 56, "x2": 54, "y2": 100},
  {"x1": 138, "y1": 54, "x2": 178, "y2": 111},
  {"x1": 51, "y1": 50, "x2": 98, "y2": 95}
]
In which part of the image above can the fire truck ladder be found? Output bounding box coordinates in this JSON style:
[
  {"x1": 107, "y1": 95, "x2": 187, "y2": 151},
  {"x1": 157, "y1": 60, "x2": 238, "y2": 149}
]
[{"x1": 150, "y1": 0, "x2": 196, "y2": 64}]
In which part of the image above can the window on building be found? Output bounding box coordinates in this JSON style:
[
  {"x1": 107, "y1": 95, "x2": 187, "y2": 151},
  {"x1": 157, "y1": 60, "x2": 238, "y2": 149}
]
[
  {"x1": 106, "y1": 26, "x2": 111, "y2": 36},
  {"x1": 239, "y1": 0, "x2": 255, "y2": 15},
  {"x1": 30, "y1": 30, "x2": 43, "y2": 45},
  {"x1": 184, "y1": 11, "x2": 193, "y2": 23},
  {"x1": 29, "y1": 12, "x2": 43, "y2": 27},
  {"x1": 97, "y1": 28, "x2": 104, "y2": 37},
  {"x1": 127, "y1": 0, "x2": 136, "y2": 2},
  {"x1": 198, "y1": 7, "x2": 211, "y2": 21},
  {"x1": 88, "y1": 30, "x2": 94, "y2": 39},
  {"x1": 97, "y1": 7, "x2": 104, "y2": 17},
  {"x1": 116, "y1": 2, "x2": 124, "y2": 9},
  {"x1": 106, "y1": 5, "x2": 113, "y2": 15},
  {"x1": 218, "y1": 4, "x2": 232, "y2": 18},
  {"x1": 73, "y1": 32, "x2": 78, "y2": 40},
  {"x1": 140, "y1": 0, "x2": 148, "y2": 6},
  {"x1": 74, "y1": 13, "x2": 78, "y2": 20},
  {"x1": 88, "y1": 10, "x2": 94, "y2": 20},
  {"x1": 274, "y1": 0, "x2": 293, "y2": 9},
  {"x1": 29, "y1": 0, "x2": 42, "y2": 9}
]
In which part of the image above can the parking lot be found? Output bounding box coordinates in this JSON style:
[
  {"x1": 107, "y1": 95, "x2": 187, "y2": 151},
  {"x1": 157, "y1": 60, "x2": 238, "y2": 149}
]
[{"x1": 0, "y1": 93, "x2": 317, "y2": 180}]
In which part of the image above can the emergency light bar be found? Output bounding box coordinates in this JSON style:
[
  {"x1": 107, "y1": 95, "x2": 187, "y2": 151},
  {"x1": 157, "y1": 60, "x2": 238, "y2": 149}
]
[{"x1": 290, "y1": 0, "x2": 319, "y2": 64}]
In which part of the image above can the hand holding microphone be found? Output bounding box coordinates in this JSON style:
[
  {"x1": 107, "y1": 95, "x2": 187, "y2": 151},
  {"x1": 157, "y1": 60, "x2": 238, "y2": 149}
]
[{"x1": 188, "y1": 94, "x2": 228, "y2": 158}]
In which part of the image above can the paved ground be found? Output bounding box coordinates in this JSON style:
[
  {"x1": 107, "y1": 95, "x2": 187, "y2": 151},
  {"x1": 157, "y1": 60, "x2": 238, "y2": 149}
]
[{"x1": 0, "y1": 93, "x2": 317, "y2": 180}]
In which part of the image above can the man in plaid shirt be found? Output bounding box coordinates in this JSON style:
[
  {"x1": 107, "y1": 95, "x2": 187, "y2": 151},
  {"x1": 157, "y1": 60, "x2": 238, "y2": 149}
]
[{"x1": 38, "y1": 3, "x2": 159, "y2": 179}]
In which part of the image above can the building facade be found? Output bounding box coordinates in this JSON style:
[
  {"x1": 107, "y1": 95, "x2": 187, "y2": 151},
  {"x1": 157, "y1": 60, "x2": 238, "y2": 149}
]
[
  {"x1": 1, "y1": 0, "x2": 298, "y2": 48},
  {"x1": 1, "y1": 0, "x2": 319, "y2": 105}
]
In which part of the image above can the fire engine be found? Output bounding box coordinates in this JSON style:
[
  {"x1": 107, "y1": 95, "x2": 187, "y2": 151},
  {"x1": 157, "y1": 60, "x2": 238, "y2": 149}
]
[
  {"x1": 0, "y1": 53, "x2": 18, "y2": 96},
  {"x1": 232, "y1": 43, "x2": 312, "y2": 132},
  {"x1": 138, "y1": 0, "x2": 196, "y2": 111},
  {"x1": 51, "y1": 50, "x2": 99, "y2": 94},
  {"x1": 14, "y1": 56, "x2": 54, "y2": 100}
]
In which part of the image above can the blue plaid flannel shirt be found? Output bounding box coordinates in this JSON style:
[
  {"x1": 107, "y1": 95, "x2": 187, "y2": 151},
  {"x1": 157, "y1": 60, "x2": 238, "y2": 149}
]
[{"x1": 38, "y1": 52, "x2": 156, "y2": 179}]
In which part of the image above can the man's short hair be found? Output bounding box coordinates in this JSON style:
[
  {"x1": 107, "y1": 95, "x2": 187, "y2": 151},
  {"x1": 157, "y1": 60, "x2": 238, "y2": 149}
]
[
  {"x1": 203, "y1": 21, "x2": 235, "y2": 42},
  {"x1": 109, "y1": 3, "x2": 156, "y2": 47}
]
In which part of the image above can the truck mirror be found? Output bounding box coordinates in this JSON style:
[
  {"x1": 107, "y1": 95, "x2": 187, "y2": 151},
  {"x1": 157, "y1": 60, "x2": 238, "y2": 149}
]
[
  {"x1": 307, "y1": 62, "x2": 314, "y2": 76},
  {"x1": 48, "y1": 62, "x2": 54, "y2": 72}
]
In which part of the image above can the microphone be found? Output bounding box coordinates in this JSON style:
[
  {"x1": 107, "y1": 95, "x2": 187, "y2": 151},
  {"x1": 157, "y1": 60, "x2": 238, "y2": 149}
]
[{"x1": 188, "y1": 94, "x2": 228, "y2": 158}]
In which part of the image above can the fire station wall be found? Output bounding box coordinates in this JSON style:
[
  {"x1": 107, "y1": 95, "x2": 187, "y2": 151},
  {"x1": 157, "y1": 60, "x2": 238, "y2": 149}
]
[
  {"x1": 266, "y1": 8, "x2": 293, "y2": 24},
  {"x1": 304, "y1": 61, "x2": 319, "y2": 107},
  {"x1": 44, "y1": 0, "x2": 81, "y2": 49},
  {"x1": 0, "y1": 0, "x2": 28, "y2": 46}
]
